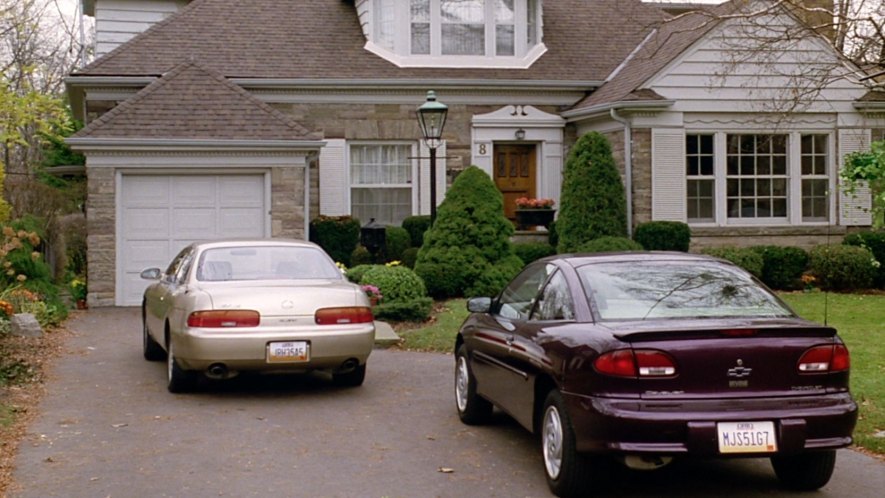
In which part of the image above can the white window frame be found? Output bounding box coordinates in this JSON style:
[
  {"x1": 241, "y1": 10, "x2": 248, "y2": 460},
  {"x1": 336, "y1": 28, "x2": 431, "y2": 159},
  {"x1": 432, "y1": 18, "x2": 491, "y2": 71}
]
[
  {"x1": 686, "y1": 132, "x2": 835, "y2": 228},
  {"x1": 347, "y1": 141, "x2": 420, "y2": 225},
  {"x1": 686, "y1": 133, "x2": 716, "y2": 223}
]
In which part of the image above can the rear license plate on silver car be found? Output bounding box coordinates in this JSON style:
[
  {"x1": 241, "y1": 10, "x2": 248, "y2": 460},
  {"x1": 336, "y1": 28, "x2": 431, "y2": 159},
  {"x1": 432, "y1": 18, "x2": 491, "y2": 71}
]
[
  {"x1": 717, "y1": 421, "x2": 777, "y2": 453},
  {"x1": 267, "y1": 341, "x2": 309, "y2": 363}
]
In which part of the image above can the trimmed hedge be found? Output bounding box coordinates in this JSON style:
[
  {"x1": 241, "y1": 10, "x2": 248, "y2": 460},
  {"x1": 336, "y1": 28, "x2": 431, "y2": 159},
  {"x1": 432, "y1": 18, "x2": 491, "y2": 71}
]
[
  {"x1": 808, "y1": 245, "x2": 877, "y2": 291},
  {"x1": 701, "y1": 246, "x2": 764, "y2": 278},
  {"x1": 384, "y1": 225, "x2": 411, "y2": 262},
  {"x1": 402, "y1": 215, "x2": 431, "y2": 248},
  {"x1": 372, "y1": 298, "x2": 433, "y2": 322},
  {"x1": 350, "y1": 245, "x2": 373, "y2": 266},
  {"x1": 359, "y1": 265, "x2": 427, "y2": 303},
  {"x1": 401, "y1": 247, "x2": 420, "y2": 268},
  {"x1": 843, "y1": 230, "x2": 885, "y2": 288},
  {"x1": 513, "y1": 242, "x2": 555, "y2": 265},
  {"x1": 309, "y1": 215, "x2": 360, "y2": 265},
  {"x1": 750, "y1": 245, "x2": 809, "y2": 290},
  {"x1": 345, "y1": 264, "x2": 375, "y2": 284},
  {"x1": 633, "y1": 221, "x2": 691, "y2": 252},
  {"x1": 576, "y1": 236, "x2": 643, "y2": 253}
]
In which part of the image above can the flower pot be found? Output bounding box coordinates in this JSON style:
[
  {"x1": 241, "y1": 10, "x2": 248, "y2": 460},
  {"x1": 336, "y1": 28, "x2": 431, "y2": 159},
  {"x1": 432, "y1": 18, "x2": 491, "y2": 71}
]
[
  {"x1": 515, "y1": 209, "x2": 555, "y2": 230},
  {"x1": 76, "y1": 299, "x2": 88, "y2": 310}
]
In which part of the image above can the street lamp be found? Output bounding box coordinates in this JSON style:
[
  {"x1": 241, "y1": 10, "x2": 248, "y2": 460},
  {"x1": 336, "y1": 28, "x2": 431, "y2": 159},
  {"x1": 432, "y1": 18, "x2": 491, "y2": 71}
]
[{"x1": 417, "y1": 90, "x2": 448, "y2": 223}]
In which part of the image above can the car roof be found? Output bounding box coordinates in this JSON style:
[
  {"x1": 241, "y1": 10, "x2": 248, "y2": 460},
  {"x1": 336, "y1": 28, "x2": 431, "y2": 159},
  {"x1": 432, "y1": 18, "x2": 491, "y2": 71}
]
[
  {"x1": 189, "y1": 239, "x2": 322, "y2": 251},
  {"x1": 544, "y1": 251, "x2": 728, "y2": 268}
]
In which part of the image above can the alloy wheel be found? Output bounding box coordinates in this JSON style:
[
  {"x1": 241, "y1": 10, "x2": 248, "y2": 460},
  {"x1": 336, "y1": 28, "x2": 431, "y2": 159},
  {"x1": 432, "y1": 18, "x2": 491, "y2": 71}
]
[{"x1": 543, "y1": 405, "x2": 564, "y2": 479}]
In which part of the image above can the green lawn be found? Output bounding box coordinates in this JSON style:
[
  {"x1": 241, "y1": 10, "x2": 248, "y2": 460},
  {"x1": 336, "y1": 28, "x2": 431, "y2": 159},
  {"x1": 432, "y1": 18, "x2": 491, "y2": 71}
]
[{"x1": 397, "y1": 293, "x2": 884, "y2": 456}]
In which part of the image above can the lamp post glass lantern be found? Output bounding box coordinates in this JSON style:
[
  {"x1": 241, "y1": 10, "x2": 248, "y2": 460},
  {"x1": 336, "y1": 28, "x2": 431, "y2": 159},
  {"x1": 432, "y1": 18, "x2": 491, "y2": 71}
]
[{"x1": 417, "y1": 90, "x2": 448, "y2": 223}]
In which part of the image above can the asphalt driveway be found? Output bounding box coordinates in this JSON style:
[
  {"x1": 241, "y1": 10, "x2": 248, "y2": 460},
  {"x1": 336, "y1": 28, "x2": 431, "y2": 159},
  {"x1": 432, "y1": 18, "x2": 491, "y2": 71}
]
[{"x1": 11, "y1": 308, "x2": 885, "y2": 497}]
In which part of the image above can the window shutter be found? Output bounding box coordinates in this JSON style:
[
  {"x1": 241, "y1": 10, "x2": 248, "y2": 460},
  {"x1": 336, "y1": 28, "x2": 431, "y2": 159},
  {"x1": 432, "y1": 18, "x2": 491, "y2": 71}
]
[
  {"x1": 838, "y1": 129, "x2": 872, "y2": 226},
  {"x1": 652, "y1": 129, "x2": 687, "y2": 222},
  {"x1": 319, "y1": 139, "x2": 348, "y2": 216},
  {"x1": 419, "y1": 141, "x2": 447, "y2": 215}
]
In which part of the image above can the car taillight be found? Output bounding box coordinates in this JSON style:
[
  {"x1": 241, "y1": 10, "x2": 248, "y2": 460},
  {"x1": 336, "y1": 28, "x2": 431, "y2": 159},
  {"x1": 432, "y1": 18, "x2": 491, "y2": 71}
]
[
  {"x1": 798, "y1": 344, "x2": 850, "y2": 373},
  {"x1": 594, "y1": 349, "x2": 677, "y2": 378},
  {"x1": 315, "y1": 307, "x2": 373, "y2": 325},
  {"x1": 187, "y1": 310, "x2": 260, "y2": 328}
]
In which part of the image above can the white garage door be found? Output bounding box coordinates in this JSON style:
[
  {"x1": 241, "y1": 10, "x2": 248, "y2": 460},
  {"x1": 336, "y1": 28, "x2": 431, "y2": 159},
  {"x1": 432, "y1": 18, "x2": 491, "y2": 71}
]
[{"x1": 119, "y1": 174, "x2": 267, "y2": 305}]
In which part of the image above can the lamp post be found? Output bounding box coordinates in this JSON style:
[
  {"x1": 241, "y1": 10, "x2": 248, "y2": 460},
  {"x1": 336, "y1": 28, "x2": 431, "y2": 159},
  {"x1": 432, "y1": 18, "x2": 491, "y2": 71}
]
[{"x1": 416, "y1": 90, "x2": 448, "y2": 224}]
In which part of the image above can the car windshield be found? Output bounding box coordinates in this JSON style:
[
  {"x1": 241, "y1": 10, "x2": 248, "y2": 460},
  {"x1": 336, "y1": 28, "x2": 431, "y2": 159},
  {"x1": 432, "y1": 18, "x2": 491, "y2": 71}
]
[
  {"x1": 196, "y1": 246, "x2": 343, "y2": 282},
  {"x1": 577, "y1": 261, "x2": 793, "y2": 321}
]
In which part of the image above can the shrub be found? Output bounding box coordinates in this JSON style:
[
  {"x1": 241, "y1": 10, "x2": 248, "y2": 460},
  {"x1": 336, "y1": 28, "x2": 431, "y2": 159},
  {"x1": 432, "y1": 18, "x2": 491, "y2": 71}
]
[
  {"x1": 309, "y1": 215, "x2": 360, "y2": 265},
  {"x1": 547, "y1": 219, "x2": 559, "y2": 248},
  {"x1": 359, "y1": 265, "x2": 427, "y2": 303},
  {"x1": 843, "y1": 230, "x2": 885, "y2": 288},
  {"x1": 808, "y1": 245, "x2": 877, "y2": 291},
  {"x1": 557, "y1": 132, "x2": 627, "y2": 252},
  {"x1": 513, "y1": 242, "x2": 555, "y2": 265},
  {"x1": 372, "y1": 297, "x2": 433, "y2": 322},
  {"x1": 576, "y1": 236, "x2": 643, "y2": 253},
  {"x1": 1, "y1": 218, "x2": 55, "y2": 298},
  {"x1": 415, "y1": 166, "x2": 521, "y2": 299},
  {"x1": 750, "y1": 245, "x2": 809, "y2": 290},
  {"x1": 633, "y1": 221, "x2": 691, "y2": 252},
  {"x1": 469, "y1": 255, "x2": 525, "y2": 298},
  {"x1": 384, "y1": 226, "x2": 411, "y2": 262},
  {"x1": 350, "y1": 245, "x2": 373, "y2": 266},
  {"x1": 701, "y1": 246, "x2": 764, "y2": 278},
  {"x1": 401, "y1": 247, "x2": 419, "y2": 268},
  {"x1": 346, "y1": 264, "x2": 375, "y2": 284},
  {"x1": 402, "y1": 215, "x2": 431, "y2": 248}
]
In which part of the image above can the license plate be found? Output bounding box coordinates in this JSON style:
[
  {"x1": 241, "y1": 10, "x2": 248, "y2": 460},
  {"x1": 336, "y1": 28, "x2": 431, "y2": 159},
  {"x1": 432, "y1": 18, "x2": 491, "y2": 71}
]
[
  {"x1": 717, "y1": 421, "x2": 777, "y2": 453},
  {"x1": 267, "y1": 341, "x2": 309, "y2": 363}
]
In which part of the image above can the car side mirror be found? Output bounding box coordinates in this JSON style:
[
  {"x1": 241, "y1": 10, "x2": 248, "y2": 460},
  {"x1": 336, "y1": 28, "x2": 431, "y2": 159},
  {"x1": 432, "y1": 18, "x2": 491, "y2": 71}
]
[
  {"x1": 467, "y1": 297, "x2": 492, "y2": 313},
  {"x1": 140, "y1": 268, "x2": 162, "y2": 280}
]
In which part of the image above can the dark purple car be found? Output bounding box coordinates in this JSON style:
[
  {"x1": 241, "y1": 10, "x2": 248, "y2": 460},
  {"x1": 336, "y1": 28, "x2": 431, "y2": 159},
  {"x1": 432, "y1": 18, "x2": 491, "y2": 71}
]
[{"x1": 454, "y1": 252, "x2": 857, "y2": 497}]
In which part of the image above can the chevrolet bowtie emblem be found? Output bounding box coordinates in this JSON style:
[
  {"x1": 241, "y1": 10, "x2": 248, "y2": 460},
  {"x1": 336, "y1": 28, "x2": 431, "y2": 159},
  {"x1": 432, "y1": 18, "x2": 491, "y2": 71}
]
[{"x1": 727, "y1": 359, "x2": 753, "y2": 378}]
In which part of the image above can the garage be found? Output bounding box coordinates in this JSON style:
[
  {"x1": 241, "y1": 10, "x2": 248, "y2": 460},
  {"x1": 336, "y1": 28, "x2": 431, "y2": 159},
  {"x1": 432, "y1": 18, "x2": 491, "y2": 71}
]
[{"x1": 117, "y1": 173, "x2": 269, "y2": 305}]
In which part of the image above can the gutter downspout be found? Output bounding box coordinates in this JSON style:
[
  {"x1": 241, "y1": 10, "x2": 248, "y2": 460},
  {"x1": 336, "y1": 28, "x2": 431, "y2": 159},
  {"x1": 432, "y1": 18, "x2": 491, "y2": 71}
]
[{"x1": 610, "y1": 108, "x2": 633, "y2": 237}]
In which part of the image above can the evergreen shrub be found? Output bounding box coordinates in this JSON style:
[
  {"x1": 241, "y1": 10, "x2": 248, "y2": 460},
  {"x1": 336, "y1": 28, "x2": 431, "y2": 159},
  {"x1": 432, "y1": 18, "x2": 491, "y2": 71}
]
[
  {"x1": 359, "y1": 265, "x2": 427, "y2": 303},
  {"x1": 346, "y1": 264, "x2": 375, "y2": 284},
  {"x1": 513, "y1": 242, "x2": 555, "y2": 265},
  {"x1": 557, "y1": 132, "x2": 627, "y2": 252},
  {"x1": 402, "y1": 215, "x2": 431, "y2": 247},
  {"x1": 401, "y1": 247, "x2": 420, "y2": 268},
  {"x1": 350, "y1": 245, "x2": 373, "y2": 266},
  {"x1": 576, "y1": 236, "x2": 643, "y2": 253},
  {"x1": 843, "y1": 231, "x2": 885, "y2": 288},
  {"x1": 633, "y1": 221, "x2": 691, "y2": 252},
  {"x1": 309, "y1": 215, "x2": 360, "y2": 265},
  {"x1": 414, "y1": 166, "x2": 521, "y2": 298},
  {"x1": 372, "y1": 298, "x2": 433, "y2": 322},
  {"x1": 701, "y1": 246, "x2": 764, "y2": 278},
  {"x1": 384, "y1": 226, "x2": 411, "y2": 262},
  {"x1": 808, "y1": 245, "x2": 877, "y2": 291},
  {"x1": 750, "y1": 245, "x2": 809, "y2": 290}
]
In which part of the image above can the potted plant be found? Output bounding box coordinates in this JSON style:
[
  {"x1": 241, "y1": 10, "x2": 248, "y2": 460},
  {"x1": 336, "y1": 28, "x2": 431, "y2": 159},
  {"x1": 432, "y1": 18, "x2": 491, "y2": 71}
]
[
  {"x1": 361, "y1": 284, "x2": 383, "y2": 306},
  {"x1": 514, "y1": 197, "x2": 556, "y2": 230},
  {"x1": 70, "y1": 278, "x2": 87, "y2": 309}
]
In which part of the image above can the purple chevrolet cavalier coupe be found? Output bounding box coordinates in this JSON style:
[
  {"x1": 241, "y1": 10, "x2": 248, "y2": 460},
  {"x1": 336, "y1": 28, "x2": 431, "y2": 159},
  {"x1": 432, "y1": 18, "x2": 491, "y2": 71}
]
[{"x1": 454, "y1": 252, "x2": 857, "y2": 497}]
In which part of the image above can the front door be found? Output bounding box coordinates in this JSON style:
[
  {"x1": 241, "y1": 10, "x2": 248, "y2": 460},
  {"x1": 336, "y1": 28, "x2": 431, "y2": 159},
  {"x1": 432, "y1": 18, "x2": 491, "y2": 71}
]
[{"x1": 494, "y1": 144, "x2": 537, "y2": 220}]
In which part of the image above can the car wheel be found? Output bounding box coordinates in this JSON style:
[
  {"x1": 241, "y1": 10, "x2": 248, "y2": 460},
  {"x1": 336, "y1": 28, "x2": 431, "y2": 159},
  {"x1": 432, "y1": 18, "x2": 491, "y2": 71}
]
[
  {"x1": 771, "y1": 450, "x2": 836, "y2": 491},
  {"x1": 333, "y1": 363, "x2": 366, "y2": 387},
  {"x1": 455, "y1": 345, "x2": 492, "y2": 425},
  {"x1": 166, "y1": 340, "x2": 196, "y2": 393},
  {"x1": 542, "y1": 390, "x2": 594, "y2": 497},
  {"x1": 142, "y1": 308, "x2": 165, "y2": 361}
]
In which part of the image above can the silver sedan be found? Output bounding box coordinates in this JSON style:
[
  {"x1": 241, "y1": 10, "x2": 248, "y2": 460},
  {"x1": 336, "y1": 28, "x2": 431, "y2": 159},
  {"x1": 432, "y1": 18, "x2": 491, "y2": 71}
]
[{"x1": 141, "y1": 239, "x2": 375, "y2": 392}]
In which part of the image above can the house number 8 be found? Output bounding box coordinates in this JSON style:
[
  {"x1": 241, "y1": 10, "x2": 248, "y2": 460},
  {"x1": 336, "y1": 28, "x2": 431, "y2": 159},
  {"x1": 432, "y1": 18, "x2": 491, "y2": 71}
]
[{"x1": 478, "y1": 144, "x2": 487, "y2": 155}]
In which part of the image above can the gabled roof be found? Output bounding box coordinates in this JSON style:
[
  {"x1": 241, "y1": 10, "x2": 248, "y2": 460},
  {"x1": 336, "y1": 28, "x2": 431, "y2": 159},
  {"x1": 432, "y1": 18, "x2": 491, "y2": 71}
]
[
  {"x1": 571, "y1": 1, "x2": 742, "y2": 112},
  {"x1": 72, "y1": 61, "x2": 317, "y2": 141},
  {"x1": 74, "y1": 0, "x2": 667, "y2": 83}
]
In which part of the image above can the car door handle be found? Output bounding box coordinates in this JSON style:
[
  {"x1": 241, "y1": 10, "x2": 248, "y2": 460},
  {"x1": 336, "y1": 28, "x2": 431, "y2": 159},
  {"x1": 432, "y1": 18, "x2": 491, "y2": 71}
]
[{"x1": 505, "y1": 335, "x2": 515, "y2": 345}]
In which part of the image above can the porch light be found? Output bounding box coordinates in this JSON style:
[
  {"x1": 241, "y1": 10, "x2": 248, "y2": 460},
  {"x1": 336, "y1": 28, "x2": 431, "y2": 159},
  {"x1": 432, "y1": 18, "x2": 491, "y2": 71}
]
[
  {"x1": 417, "y1": 90, "x2": 448, "y2": 223},
  {"x1": 515, "y1": 128, "x2": 526, "y2": 140}
]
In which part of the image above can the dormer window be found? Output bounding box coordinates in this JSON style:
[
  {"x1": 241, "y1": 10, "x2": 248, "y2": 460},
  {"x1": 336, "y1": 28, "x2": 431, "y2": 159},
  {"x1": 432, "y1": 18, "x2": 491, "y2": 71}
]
[{"x1": 366, "y1": 0, "x2": 545, "y2": 68}]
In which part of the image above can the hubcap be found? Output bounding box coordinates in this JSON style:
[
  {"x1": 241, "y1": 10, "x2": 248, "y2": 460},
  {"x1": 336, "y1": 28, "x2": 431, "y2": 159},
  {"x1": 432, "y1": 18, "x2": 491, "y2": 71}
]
[
  {"x1": 543, "y1": 405, "x2": 563, "y2": 479},
  {"x1": 166, "y1": 341, "x2": 174, "y2": 381},
  {"x1": 455, "y1": 356, "x2": 469, "y2": 412}
]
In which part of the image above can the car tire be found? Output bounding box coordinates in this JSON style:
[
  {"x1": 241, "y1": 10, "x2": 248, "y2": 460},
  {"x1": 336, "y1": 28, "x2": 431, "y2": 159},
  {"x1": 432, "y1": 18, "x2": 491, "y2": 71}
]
[
  {"x1": 333, "y1": 363, "x2": 366, "y2": 387},
  {"x1": 542, "y1": 390, "x2": 595, "y2": 497},
  {"x1": 455, "y1": 345, "x2": 493, "y2": 425},
  {"x1": 142, "y1": 308, "x2": 165, "y2": 361},
  {"x1": 166, "y1": 340, "x2": 196, "y2": 393},
  {"x1": 771, "y1": 450, "x2": 836, "y2": 491}
]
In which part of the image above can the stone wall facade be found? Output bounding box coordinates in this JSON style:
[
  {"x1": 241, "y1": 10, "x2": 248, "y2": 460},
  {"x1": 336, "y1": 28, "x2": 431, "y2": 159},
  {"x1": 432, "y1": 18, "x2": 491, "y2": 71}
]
[{"x1": 85, "y1": 167, "x2": 117, "y2": 307}]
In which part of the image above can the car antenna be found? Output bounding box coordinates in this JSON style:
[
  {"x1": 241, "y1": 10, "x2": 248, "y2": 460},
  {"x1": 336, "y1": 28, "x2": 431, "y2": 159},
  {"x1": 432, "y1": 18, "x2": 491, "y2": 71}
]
[{"x1": 824, "y1": 188, "x2": 832, "y2": 327}]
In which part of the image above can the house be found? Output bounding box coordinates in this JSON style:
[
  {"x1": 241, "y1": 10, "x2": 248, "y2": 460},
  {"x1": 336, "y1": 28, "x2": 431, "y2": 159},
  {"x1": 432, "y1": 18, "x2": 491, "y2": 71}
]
[{"x1": 66, "y1": 0, "x2": 883, "y2": 306}]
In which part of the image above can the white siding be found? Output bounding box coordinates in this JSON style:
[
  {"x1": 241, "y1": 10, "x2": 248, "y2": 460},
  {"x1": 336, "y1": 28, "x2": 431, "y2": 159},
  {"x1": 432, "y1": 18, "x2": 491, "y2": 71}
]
[
  {"x1": 838, "y1": 129, "x2": 873, "y2": 226},
  {"x1": 319, "y1": 139, "x2": 348, "y2": 216},
  {"x1": 648, "y1": 13, "x2": 867, "y2": 114},
  {"x1": 95, "y1": 0, "x2": 189, "y2": 57},
  {"x1": 652, "y1": 128, "x2": 687, "y2": 222}
]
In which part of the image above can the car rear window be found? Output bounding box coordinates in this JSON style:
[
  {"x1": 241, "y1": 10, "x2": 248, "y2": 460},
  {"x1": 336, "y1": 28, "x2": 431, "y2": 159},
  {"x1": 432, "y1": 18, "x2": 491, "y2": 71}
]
[
  {"x1": 197, "y1": 246, "x2": 343, "y2": 282},
  {"x1": 576, "y1": 261, "x2": 793, "y2": 321}
]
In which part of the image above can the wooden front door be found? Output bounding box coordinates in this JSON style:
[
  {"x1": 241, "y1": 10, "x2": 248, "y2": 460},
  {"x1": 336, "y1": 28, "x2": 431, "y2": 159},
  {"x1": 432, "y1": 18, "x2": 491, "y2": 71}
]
[{"x1": 494, "y1": 144, "x2": 537, "y2": 220}]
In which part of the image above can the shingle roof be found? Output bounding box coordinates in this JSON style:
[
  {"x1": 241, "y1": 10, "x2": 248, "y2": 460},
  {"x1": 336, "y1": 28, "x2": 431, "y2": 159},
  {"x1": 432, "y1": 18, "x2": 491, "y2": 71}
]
[
  {"x1": 572, "y1": 0, "x2": 742, "y2": 110},
  {"x1": 858, "y1": 90, "x2": 885, "y2": 102},
  {"x1": 73, "y1": 61, "x2": 317, "y2": 140},
  {"x1": 75, "y1": 0, "x2": 667, "y2": 82}
]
